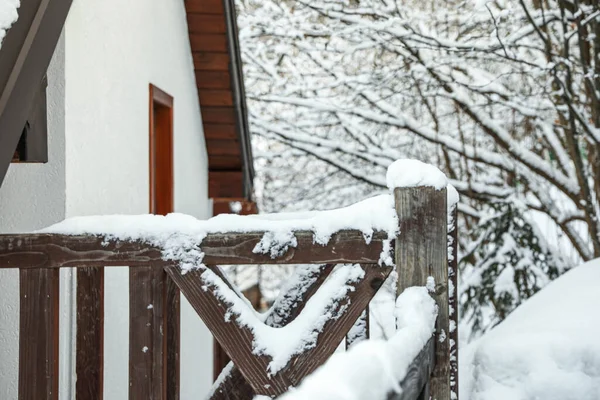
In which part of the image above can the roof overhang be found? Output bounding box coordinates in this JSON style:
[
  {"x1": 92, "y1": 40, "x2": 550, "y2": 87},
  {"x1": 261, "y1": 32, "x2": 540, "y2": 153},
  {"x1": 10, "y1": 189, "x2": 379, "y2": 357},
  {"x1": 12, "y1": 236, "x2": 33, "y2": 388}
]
[
  {"x1": 0, "y1": 0, "x2": 73, "y2": 186},
  {"x1": 184, "y1": 0, "x2": 255, "y2": 201}
]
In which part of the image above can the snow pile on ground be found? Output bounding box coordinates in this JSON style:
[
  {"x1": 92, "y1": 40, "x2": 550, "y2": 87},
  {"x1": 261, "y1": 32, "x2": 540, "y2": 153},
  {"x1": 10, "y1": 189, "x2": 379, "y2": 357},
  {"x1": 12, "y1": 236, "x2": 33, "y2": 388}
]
[
  {"x1": 0, "y1": 0, "x2": 19, "y2": 46},
  {"x1": 460, "y1": 258, "x2": 600, "y2": 400},
  {"x1": 275, "y1": 286, "x2": 437, "y2": 400}
]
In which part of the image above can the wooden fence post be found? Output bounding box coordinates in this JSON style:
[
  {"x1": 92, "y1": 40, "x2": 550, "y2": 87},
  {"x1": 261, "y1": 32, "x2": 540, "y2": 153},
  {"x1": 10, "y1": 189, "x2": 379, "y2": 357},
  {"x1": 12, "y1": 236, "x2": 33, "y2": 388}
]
[{"x1": 394, "y1": 186, "x2": 450, "y2": 400}]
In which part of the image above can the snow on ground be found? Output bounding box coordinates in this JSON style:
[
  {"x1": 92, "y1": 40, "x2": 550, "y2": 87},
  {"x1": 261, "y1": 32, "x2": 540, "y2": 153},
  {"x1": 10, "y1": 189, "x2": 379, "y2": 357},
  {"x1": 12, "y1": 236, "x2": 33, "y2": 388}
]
[
  {"x1": 274, "y1": 286, "x2": 437, "y2": 400},
  {"x1": 0, "y1": 0, "x2": 18, "y2": 46},
  {"x1": 460, "y1": 258, "x2": 600, "y2": 400}
]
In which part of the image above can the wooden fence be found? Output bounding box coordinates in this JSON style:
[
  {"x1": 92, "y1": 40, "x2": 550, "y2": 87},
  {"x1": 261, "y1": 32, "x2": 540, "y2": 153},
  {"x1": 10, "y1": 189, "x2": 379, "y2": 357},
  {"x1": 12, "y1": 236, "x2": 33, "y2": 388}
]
[{"x1": 0, "y1": 185, "x2": 458, "y2": 399}]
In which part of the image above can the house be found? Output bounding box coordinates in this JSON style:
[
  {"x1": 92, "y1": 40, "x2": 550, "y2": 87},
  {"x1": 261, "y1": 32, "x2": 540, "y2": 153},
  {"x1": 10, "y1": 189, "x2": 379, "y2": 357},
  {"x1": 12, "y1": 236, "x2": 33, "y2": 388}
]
[{"x1": 0, "y1": 0, "x2": 254, "y2": 398}]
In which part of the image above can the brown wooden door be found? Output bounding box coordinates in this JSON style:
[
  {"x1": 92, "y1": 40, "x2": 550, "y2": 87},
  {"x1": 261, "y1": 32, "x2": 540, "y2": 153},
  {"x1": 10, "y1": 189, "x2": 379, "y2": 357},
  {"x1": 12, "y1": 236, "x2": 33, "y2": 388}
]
[{"x1": 149, "y1": 84, "x2": 174, "y2": 215}]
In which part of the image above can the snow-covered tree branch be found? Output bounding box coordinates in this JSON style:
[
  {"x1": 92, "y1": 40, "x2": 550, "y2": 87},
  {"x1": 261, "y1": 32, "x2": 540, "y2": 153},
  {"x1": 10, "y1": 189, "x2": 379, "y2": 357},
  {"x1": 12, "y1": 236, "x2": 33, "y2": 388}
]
[{"x1": 237, "y1": 0, "x2": 600, "y2": 334}]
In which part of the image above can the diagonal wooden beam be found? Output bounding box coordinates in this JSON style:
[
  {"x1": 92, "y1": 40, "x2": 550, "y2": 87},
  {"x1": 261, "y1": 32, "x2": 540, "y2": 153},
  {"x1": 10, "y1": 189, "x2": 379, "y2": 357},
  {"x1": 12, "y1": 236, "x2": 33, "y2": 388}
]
[
  {"x1": 0, "y1": 231, "x2": 391, "y2": 269},
  {"x1": 210, "y1": 264, "x2": 335, "y2": 400},
  {"x1": 263, "y1": 264, "x2": 335, "y2": 328},
  {"x1": 165, "y1": 265, "x2": 293, "y2": 396},
  {"x1": 167, "y1": 263, "x2": 391, "y2": 397},
  {"x1": 284, "y1": 264, "x2": 392, "y2": 385}
]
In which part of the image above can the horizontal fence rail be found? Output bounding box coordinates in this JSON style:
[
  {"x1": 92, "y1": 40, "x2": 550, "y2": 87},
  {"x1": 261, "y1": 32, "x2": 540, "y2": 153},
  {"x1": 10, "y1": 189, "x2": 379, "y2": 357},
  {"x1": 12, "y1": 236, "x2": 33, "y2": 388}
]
[{"x1": 0, "y1": 230, "x2": 390, "y2": 268}]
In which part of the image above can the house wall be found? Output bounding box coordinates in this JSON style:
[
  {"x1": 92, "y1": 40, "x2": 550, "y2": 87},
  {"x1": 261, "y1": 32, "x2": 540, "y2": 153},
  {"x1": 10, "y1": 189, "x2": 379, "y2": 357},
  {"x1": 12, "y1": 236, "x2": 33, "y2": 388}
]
[
  {"x1": 0, "y1": 32, "x2": 66, "y2": 400},
  {"x1": 63, "y1": 0, "x2": 213, "y2": 398}
]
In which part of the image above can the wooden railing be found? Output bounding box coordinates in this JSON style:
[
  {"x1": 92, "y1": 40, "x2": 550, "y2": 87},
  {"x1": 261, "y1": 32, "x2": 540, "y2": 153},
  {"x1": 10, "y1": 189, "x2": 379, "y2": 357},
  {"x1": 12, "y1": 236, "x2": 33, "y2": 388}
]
[{"x1": 0, "y1": 185, "x2": 457, "y2": 400}]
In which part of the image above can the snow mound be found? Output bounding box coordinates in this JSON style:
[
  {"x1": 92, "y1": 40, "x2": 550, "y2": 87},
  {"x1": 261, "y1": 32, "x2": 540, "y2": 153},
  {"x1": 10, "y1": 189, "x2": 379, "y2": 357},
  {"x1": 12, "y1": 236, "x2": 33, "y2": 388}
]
[
  {"x1": 0, "y1": 0, "x2": 19, "y2": 46},
  {"x1": 460, "y1": 258, "x2": 600, "y2": 400},
  {"x1": 386, "y1": 159, "x2": 448, "y2": 191},
  {"x1": 276, "y1": 287, "x2": 437, "y2": 400}
]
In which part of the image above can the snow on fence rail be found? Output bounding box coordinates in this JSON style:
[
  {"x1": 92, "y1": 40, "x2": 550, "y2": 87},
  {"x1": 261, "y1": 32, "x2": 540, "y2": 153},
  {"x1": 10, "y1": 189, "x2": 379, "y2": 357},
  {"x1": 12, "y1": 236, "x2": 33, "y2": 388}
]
[{"x1": 0, "y1": 159, "x2": 458, "y2": 400}]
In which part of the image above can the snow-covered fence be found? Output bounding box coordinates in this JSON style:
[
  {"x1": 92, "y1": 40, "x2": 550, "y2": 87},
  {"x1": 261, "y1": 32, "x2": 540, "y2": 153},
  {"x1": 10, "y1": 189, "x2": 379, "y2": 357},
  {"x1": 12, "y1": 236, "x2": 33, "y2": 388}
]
[{"x1": 0, "y1": 160, "x2": 456, "y2": 400}]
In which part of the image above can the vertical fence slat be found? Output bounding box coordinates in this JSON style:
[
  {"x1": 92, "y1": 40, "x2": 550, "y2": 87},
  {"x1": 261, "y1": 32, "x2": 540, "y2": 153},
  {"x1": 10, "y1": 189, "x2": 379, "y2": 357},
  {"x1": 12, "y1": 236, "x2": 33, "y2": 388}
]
[
  {"x1": 394, "y1": 186, "x2": 450, "y2": 400},
  {"x1": 166, "y1": 276, "x2": 180, "y2": 400},
  {"x1": 129, "y1": 266, "x2": 166, "y2": 400},
  {"x1": 19, "y1": 268, "x2": 60, "y2": 400},
  {"x1": 76, "y1": 267, "x2": 104, "y2": 400},
  {"x1": 448, "y1": 206, "x2": 459, "y2": 399}
]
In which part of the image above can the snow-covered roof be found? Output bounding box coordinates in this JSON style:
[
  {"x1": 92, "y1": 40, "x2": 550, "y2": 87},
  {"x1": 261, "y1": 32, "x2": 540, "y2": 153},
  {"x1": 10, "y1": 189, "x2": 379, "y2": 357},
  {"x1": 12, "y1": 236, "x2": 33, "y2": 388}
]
[
  {"x1": 0, "y1": 0, "x2": 19, "y2": 47},
  {"x1": 460, "y1": 258, "x2": 600, "y2": 399}
]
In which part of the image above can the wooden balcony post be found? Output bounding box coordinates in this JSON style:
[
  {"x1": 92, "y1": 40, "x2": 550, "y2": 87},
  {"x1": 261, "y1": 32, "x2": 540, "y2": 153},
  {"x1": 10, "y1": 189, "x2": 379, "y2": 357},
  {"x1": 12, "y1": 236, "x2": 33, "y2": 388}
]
[
  {"x1": 76, "y1": 267, "x2": 104, "y2": 400},
  {"x1": 394, "y1": 186, "x2": 450, "y2": 400},
  {"x1": 19, "y1": 268, "x2": 60, "y2": 400}
]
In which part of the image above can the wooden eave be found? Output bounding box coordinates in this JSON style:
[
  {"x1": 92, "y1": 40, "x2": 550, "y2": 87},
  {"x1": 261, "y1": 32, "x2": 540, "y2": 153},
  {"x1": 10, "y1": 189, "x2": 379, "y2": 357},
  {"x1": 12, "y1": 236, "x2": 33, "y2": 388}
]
[
  {"x1": 0, "y1": 0, "x2": 73, "y2": 187},
  {"x1": 184, "y1": 0, "x2": 255, "y2": 200}
]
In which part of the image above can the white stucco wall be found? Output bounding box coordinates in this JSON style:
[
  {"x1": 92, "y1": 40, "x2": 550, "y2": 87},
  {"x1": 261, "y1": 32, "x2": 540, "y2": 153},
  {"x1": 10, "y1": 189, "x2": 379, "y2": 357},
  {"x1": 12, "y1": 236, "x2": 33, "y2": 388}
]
[
  {"x1": 0, "y1": 0, "x2": 214, "y2": 397},
  {"x1": 64, "y1": 0, "x2": 213, "y2": 398},
  {"x1": 0, "y1": 32, "x2": 66, "y2": 400}
]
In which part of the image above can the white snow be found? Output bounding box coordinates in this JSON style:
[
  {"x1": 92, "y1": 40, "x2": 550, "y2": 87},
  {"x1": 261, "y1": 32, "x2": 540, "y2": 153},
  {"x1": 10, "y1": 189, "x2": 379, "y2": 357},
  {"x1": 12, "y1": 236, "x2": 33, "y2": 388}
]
[
  {"x1": 39, "y1": 193, "x2": 399, "y2": 272},
  {"x1": 208, "y1": 361, "x2": 235, "y2": 399},
  {"x1": 425, "y1": 276, "x2": 436, "y2": 293},
  {"x1": 276, "y1": 287, "x2": 437, "y2": 400},
  {"x1": 461, "y1": 258, "x2": 600, "y2": 400},
  {"x1": 447, "y1": 184, "x2": 459, "y2": 207},
  {"x1": 345, "y1": 311, "x2": 368, "y2": 348},
  {"x1": 386, "y1": 159, "x2": 447, "y2": 192},
  {"x1": 0, "y1": 0, "x2": 18, "y2": 47},
  {"x1": 229, "y1": 201, "x2": 243, "y2": 214}
]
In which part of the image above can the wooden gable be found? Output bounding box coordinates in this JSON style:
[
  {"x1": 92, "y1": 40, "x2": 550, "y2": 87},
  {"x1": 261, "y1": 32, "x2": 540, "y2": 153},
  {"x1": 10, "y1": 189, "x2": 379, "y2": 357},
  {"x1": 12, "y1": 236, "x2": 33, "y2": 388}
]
[{"x1": 184, "y1": 0, "x2": 255, "y2": 201}]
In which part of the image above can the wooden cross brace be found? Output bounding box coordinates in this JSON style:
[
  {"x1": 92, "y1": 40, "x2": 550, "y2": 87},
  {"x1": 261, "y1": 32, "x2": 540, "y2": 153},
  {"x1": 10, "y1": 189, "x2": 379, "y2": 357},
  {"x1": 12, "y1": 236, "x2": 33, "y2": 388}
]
[{"x1": 165, "y1": 263, "x2": 392, "y2": 398}]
